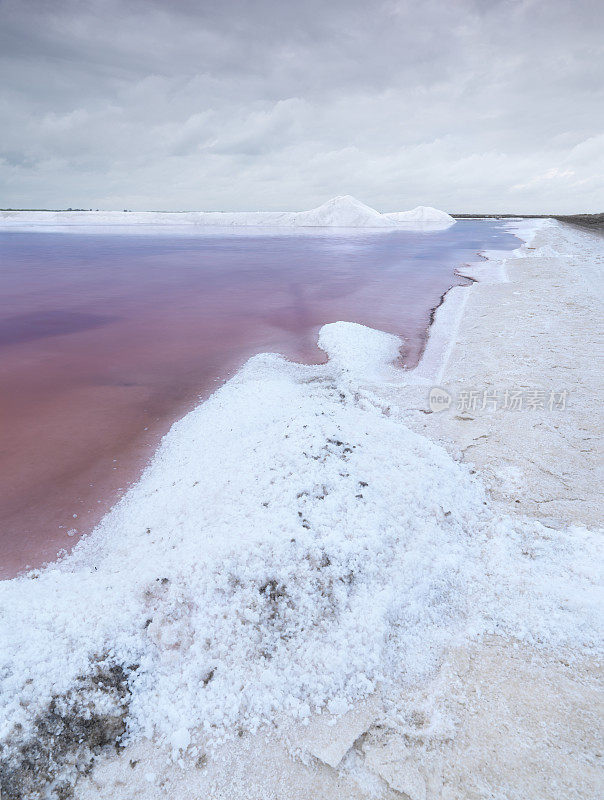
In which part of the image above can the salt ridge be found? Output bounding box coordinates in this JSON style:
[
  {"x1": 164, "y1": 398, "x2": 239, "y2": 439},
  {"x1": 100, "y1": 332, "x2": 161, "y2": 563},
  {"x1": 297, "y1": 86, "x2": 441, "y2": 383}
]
[{"x1": 0, "y1": 195, "x2": 456, "y2": 230}]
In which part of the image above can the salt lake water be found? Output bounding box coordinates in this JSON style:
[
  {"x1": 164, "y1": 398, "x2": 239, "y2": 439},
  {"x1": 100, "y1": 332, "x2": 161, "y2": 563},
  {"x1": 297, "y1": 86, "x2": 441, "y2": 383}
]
[{"x1": 0, "y1": 221, "x2": 518, "y2": 576}]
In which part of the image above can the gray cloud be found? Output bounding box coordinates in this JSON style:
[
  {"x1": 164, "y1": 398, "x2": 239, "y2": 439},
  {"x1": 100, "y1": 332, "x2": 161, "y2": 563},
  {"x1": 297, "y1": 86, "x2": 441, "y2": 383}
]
[{"x1": 1, "y1": 0, "x2": 602, "y2": 212}]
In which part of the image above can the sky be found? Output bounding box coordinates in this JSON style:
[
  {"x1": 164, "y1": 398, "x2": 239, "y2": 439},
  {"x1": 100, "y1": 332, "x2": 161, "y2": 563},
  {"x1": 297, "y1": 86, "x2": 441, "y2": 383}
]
[{"x1": 0, "y1": 0, "x2": 602, "y2": 213}]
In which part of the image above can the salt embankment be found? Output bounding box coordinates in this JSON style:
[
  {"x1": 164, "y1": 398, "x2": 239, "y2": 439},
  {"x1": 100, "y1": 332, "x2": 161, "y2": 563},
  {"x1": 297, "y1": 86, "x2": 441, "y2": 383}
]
[{"x1": 0, "y1": 195, "x2": 456, "y2": 230}]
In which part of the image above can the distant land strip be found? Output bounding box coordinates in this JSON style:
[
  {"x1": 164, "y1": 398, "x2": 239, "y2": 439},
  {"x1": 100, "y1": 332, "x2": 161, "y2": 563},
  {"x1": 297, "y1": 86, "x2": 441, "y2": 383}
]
[{"x1": 452, "y1": 213, "x2": 604, "y2": 230}]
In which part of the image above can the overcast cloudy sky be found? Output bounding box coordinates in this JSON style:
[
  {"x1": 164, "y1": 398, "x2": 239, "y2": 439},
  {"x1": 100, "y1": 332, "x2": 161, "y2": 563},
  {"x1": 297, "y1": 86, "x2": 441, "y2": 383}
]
[{"x1": 1, "y1": 0, "x2": 602, "y2": 213}]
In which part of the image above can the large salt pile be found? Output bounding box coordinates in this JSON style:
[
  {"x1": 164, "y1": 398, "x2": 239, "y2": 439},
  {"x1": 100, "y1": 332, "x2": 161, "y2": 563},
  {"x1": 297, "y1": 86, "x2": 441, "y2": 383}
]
[{"x1": 289, "y1": 195, "x2": 397, "y2": 227}]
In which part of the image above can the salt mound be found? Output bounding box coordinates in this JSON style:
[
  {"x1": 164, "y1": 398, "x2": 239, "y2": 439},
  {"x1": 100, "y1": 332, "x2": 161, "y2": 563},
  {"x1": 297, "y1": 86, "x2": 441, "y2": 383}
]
[
  {"x1": 385, "y1": 206, "x2": 456, "y2": 228},
  {"x1": 293, "y1": 195, "x2": 397, "y2": 228},
  {"x1": 317, "y1": 321, "x2": 401, "y2": 382}
]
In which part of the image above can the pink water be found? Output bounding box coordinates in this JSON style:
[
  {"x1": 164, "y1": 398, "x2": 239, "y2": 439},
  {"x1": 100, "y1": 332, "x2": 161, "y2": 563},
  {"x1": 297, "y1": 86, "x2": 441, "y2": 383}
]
[{"x1": 0, "y1": 222, "x2": 518, "y2": 577}]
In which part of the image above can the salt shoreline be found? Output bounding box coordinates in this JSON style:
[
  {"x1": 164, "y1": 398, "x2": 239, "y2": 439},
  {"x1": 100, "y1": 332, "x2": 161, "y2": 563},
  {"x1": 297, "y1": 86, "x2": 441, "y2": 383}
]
[{"x1": 1, "y1": 219, "x2": 602, "y2": 800}]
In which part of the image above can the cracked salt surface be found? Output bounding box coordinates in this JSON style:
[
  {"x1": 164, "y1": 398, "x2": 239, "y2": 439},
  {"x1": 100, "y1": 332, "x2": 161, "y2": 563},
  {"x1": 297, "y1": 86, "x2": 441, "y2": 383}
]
[{"x1": 0, "y1": 319, "x2": 602, "y2": 794}]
